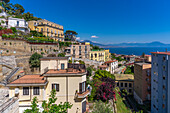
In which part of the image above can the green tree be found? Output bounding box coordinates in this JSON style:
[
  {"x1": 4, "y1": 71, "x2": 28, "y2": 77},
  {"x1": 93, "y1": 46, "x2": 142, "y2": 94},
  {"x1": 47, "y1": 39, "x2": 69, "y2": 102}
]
[
  {"x1": 24, "y1": 90, "x2": 72, "y2": 113},
  {"x1": 64, "y1": 30, "x2": 78, "y2": 41},
  {"x1": 92, "y1": 100, "x2": 113, "y2": 113},
  {"x1": 1, "y1": 0, "x2": 10, "y2": 3},
  {"x1": 58, "y1": 53, "x2": 65, "y2": 57},
  {"x1": 93, "y1": 70, "x2": 115, "y2": 80},
  {"x1": 24, "y1": 97, "x2": 39, "y2": 113},
  {"x1": 29, "y1": 52, "x2": 42, "y2": 68},
  {"x1": 141, "y1": 52, "x2": 145, "y2": 58},
  {"x1": 42, "y1": 89, "x2": 72, "y2": 113},
  {"x1": 13, "y1": 4, "x2": 25, "y2": 15}
]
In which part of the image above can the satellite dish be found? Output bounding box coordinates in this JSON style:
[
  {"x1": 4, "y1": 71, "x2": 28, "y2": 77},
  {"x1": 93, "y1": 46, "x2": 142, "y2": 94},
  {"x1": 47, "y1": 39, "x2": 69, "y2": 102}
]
[{"x1": 15, "y1": 88, "x2": 19, "y2": 94}]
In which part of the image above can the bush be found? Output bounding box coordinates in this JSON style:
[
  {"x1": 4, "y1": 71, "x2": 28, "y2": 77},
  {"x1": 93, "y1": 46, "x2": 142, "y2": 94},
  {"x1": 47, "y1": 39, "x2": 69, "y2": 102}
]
[
  {"x1": 10, "y1": 27, "x2": 17, "y2": 33},
  {"x1": 2, "y1": 34, "x2": 7, "y2": 38},
  {"x1": 58, "y1": 53, "x2": 65, "y2": 57}
]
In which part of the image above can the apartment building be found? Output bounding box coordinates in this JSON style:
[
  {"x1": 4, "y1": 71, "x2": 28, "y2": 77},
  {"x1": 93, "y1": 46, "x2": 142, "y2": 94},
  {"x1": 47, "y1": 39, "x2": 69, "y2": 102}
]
[
  {"x1": 7, "y1": 57, "x2": 89, "y2": 113},
  {"x1": 65, "y1": 43, "x2": 90, "y2": 59},
  {"x1": 28, "y1": 19, "x2": 64, "y2": 41},
  {"x1": 89, "y1": 49, "x2": 105, "y2": 62},
  {"x1": 115, "y1": 74, "x2": 134, "y2": 94},
  {"x1": 134, "y1": 62, "x2": 151, "y2": 105},
  {"x1": 105, "y1": 49, "x2": 111, "y2": 61},
  {"x1": 104, "y1": 60, "x2": 118, "y2": 74},
  {"x1": 151, "y1": 52, "x2": 170, "y2": 113}
]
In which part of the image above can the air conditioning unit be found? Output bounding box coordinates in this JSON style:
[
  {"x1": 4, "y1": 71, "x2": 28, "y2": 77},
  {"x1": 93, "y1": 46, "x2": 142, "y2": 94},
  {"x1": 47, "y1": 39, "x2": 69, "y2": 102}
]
[{"x1": 15, "y1": 88, "x2": 19, "y2": 94}]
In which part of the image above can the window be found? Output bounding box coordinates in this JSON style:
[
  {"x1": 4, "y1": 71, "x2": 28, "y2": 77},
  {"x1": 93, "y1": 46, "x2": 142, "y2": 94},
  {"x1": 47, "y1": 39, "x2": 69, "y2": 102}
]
[
  {"x1": 95, "y1": 53, "x2": 97, "y2": 58},
  {"x1": 17, "y1": 21, "x2": 19, "y2": 26},
  {"x1": 163, "y1": 56, "x2": 166, "y2": 61},
  {"x1": 91, "y1": 54, "x2": 93, "y2": 58},
  {"x1": 47, "y1": 28, "x2": 49, "y2": 32},
  {"x1": 117, "y1": 82, "x2": 119, "y2": 86},
  {"x1": 73, "y1": 50, "x2": 75, "y2": 55},
  {"x1": 129, "y1": 83, "x2": 132, "y2": 87},
  {"x1": 79, "y1": 50, "x2": 81, "y2": 55},
  {"x1": 163, "y1": 104, "x2": 165, "y2": 109},
  {"x1": 129, "y1": 89, "x2": 132, "y2": 93},
  {"x1": 61, "y1": 63, "x2": 65, "y2": 70},
  {"x1": 125, "y1": 83, "x2": 127, "y2": 87},
  {"x1": 52, "y1": 84, "x2": 59, "y2": 92},
  {"x1": 79, "y1": 81, "x2": 86, "y2": 94},
  {"x1": 163, "y1": 76, "x2": 165, "y2": 80},
  {"x1": 163, "y1": 95, "x2": 165, "y2": 100},
  {"x1": 163, "y1": 85, "x2": 165, "y2": 90},
  {"x1": 121, "y1": 83, "x2": 123, "y2": 87},
  {"x1": 41, "y1": 28, "x2": 43, "y2": 32},
  {"x1": 33, "y1": 87, "x2": 39, "y2": 95},
  {"x1": 23, "y1": 87, "x2": 29, "y2": 95},
  {"x1": 163, "y1": 66, "x2": 165, "y2": 71}
]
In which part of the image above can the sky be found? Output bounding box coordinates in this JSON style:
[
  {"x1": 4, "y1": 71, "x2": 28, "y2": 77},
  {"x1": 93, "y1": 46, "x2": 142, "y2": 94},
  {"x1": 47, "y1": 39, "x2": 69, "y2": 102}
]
[{"x1": 11, "y1": 0, "x2": 170, "y2": 44}]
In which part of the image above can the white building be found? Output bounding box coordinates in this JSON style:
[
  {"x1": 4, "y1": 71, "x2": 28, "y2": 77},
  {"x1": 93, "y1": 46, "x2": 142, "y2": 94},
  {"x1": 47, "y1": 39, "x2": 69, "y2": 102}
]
[
  {"x1": 99, "y1": 60, "x2": 118, "y2": 74},
  {"x1": 104, "y1": 60, "x2": 118, "y2": 74},
  {"x1": 0, "y1": 17, "x2": 29, "y2": 33}
]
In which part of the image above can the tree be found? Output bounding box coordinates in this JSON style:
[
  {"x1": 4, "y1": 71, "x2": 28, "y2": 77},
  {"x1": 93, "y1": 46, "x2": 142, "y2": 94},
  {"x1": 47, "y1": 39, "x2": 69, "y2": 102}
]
[
  {"x1": 96, "y1": 77, "x2": 115, "y2": 101},
  {"x1": 29, "y1": 52, "x2": 42, "y2": 68},
  {"x1": 141, "y1": 52, "x2": 145, "y2": 58},
  {"x1": 13, "y1": 4, "x2": 25, "y2": 15},
  {"x1": 93, "y1": 70, "x2": 115, "y2": 80},
  {"x1": 93, "y1": 46, "x2": 100, "y2": 50},
  {"x1": 58, "y1": 53, "x2": 65, "y2": 57},
  {"x1": 92, "y1": 100, "x2": 113, "y2": 113},
  {"x1": 1, "y1": 0, "x2": 10, "y2": 3},
  {"x1": 24, "y1": 90, "x2": 72, "y2": 113},
  {"x1": 24, "y1": 97, "x2": 39, "y2": 113},
  {"x1": 64, "y1": 30, "x2": 78, "y2": 41}
]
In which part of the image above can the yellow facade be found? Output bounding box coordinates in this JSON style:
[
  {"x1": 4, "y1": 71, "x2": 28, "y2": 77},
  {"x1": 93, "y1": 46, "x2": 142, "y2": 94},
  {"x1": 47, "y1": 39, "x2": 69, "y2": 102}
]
[
  {"x1": 89, "y1": 50, "x2": 105, "y2": 62},
  {"x1": 105, "y1": 49, "x2": 111, "y2": 61},
  {"x1": 28, "y1": 19, "x2": 64, "y2": 41},
  {"x1": 7, "y1": 58, "x2": 88, "y2": 113}
]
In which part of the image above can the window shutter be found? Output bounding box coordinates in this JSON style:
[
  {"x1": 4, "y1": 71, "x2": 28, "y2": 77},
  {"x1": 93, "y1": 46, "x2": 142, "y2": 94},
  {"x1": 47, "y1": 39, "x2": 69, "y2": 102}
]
[
  {"x1": 52, "y1": 84, "x2": 54, "y2": 90},
  {"x1": 56, "y1": 84, "x2": 59, "y2": 92},
  {"x1": 79, "y1": 83, "x2": 82, "y2": 94},
  {"x1": 85, "y1": 81, "x2": 86, "y2": 91}
]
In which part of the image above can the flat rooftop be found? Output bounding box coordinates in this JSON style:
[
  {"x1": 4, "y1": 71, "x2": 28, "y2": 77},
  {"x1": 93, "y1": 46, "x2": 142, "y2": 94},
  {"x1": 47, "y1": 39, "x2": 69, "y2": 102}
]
[
  {"x1": 151, "y1": 52, "x2": 170, "y2": 55},
  {"x1": 114, "y1": 74, "x2": 134, "y2": 81},
  {"x1": 45, "y1": 69, "x2": 86, "y2": 75},
  {"x1": 135, "y1": 62, "x2": 151, "y2": 66}
]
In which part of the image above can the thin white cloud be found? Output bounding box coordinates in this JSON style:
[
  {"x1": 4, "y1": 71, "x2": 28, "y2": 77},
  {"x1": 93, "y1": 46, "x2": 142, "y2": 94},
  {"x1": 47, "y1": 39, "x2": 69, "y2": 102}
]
[
  {"x1": 92, "y1": 41, "x2": 98, "y2": 43},
  {"x1": 91, "y1": 35, "x2": 99, "y2": 38},
  {"x1": 76, "y1": 37, "x2": 80, "y2": 40}
]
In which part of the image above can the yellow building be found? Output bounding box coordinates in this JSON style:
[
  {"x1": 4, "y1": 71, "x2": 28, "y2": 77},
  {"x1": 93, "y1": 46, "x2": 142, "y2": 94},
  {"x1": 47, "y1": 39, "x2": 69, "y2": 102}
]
[
  {"x1": 7, "y1": 57, "x2": 89, "y2": 113},
  {"x1": 105, "y1": 49, "x2": 111, "y2": 61},
  {"x1": 89, "y1": 49, "x2": 105, "y2": 62},
  {"x1": 115, "y1": 74, "x2": 134, "y2": 94},
  {"x1": 28, "y1": 19, "x2": 64, "y2": 41}
]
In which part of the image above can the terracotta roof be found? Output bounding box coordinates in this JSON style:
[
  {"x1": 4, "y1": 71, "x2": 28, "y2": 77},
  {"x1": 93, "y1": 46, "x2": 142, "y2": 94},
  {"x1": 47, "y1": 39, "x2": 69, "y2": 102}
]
[
  {"x1": 10, "y1": 75, "x2": 46, "y2": 84},
  {"x1": 151, "y1": 52, "x2": 170, "y2": 55},
  {"x1": 105, "y1": 60, "x2": 118, "y2": 64},
  {"x1": 99, "y1": 65, "x2": 108, "y2": 68}
]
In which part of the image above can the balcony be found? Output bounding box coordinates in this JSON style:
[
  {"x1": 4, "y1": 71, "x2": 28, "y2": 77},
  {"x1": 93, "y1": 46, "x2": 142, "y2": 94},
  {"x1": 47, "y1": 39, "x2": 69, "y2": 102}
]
[{"x1": 75, "y1": 90, "x2": 90, "y2": 99}]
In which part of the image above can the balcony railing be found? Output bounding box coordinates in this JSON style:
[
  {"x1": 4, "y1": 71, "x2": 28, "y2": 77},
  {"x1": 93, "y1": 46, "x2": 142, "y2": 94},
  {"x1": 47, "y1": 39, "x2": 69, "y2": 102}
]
[{"x1": 37, "y1": 24, "x2": 64, "y2": 31}]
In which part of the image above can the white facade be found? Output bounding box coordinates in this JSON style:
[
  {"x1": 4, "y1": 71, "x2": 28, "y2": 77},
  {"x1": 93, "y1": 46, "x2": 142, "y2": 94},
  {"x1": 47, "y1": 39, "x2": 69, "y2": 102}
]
[
  {"x1": 105, "y1": 60, "x2": 118, "y2": 74},
  {"x1": 0, "y1": 17, "x2": 29, "y2": 33}
]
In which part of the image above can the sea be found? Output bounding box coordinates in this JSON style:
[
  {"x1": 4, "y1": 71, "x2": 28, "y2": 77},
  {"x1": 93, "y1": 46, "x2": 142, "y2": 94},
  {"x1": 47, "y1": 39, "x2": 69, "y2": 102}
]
[{"x1": 104, "y1": 47, "x2": 170, "y2": 56}]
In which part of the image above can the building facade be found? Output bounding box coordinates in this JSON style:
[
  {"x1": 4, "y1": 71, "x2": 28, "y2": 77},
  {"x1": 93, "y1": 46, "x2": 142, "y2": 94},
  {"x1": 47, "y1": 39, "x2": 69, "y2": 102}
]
[
  {"x1": 134, "y1": 62, "x2": 151, "y2": 105},
  {"x1": 104, "y1": 60, "x2": 118, "y2": 74},
  {"x1": 65, "y1": 43, "x2": 90, "y2": 59},
  {"x1": 115, "y1": 74, "x2": 134, "y2": 94},
  {"x1": 7, "y1": 57, "x2": 89, "y2": 113},
  {"x1": 89, "y1": 50, "x2": 105, "y2": 62},
  {"x1": 0, "y1": 17, "x2": 29, "y2": 33},
  {"x1": 28, "y1": 19, "x2": 64, "y2": 41},
  {"x1": 151, "y1": 52, "x2": 170, "y2": 113},
  {"x1": 105, "y1": 49, "x2": 111, "y2": 61}
]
